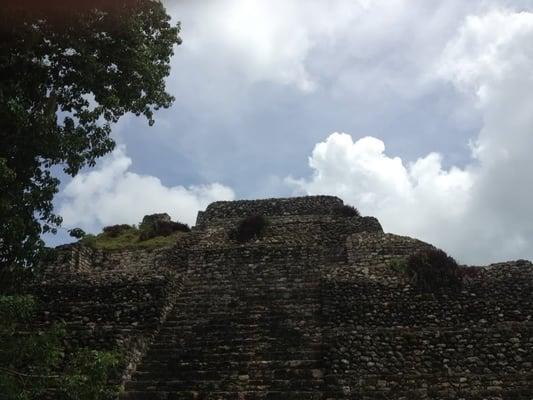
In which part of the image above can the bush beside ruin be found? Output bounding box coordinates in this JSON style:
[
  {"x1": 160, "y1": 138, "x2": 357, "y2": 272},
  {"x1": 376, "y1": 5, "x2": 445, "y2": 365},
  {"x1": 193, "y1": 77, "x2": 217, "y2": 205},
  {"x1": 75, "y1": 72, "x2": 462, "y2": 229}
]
[
  {"x1": 334, "y1": 204, "x2": 360, "y2": 217},
  {"x1": 405, "y1": 248, "x2": 462, "y2": 292},
  {"x1": 233, "y1": 215, "x2": 269, "y2": 243}
]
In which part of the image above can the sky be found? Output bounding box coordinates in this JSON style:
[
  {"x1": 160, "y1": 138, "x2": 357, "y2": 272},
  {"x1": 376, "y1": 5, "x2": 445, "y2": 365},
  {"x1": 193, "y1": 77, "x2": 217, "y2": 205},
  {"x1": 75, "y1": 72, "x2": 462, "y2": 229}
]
[{"x1": 52, "y1": 0, "x2": 533, "y2": 265}]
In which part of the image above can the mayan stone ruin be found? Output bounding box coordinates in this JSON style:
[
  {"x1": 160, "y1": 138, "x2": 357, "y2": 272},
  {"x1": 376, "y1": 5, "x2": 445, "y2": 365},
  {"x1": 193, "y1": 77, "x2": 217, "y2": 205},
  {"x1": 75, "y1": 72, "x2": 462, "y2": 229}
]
[{"x1": 35, "y1": 195, "x2": 533, "y2": 399}]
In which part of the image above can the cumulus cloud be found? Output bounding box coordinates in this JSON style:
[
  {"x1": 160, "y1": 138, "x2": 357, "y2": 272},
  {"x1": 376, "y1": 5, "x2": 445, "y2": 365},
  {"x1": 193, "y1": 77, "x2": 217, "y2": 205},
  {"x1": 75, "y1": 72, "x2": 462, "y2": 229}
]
[
  {"x1": 287, "y1": 133, "x2": 475, "y2": 258},
  {"x1": 58, "y1": 146, "x2": 234, "y2": 232},
  {"x1": 289, "y1": 9, "x2": 533, "y2": 265}
]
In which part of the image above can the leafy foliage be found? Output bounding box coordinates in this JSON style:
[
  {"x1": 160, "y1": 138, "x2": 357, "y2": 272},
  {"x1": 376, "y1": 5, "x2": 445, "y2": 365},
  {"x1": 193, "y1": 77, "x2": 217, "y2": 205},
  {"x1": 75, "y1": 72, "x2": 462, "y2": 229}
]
[
  {"x1": 334, "y1": 204, "x2": 360, "y2": 217},
  {"x1": 0, "y1": 294, "x2": 120, "y2": 399},
  {"x1": 68, "y1": 228, "x2": 86, "y2": 239},
  {"x1": 233, "y1": 215, "x2": 269, "y2": 243},
  {"x1": 0, "y1": 0, "x2": 181, "y2": 269},
  {"x1": 405, "y1": 248, "x2": 462, "y2": 292},
  {"x1": 61, "y1": 349, "x2": 120, "y2": 400}
]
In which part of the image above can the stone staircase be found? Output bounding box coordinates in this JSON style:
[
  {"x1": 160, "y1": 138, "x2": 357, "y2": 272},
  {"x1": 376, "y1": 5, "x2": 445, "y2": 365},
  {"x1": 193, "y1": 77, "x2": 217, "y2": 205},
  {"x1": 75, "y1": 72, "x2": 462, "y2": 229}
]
[
  {"x1": 120, "y1": 245, "x2": 326, "y2": 399},
  {"x1": 37, "y1": 196, "x2": 533, "y2": 399}
]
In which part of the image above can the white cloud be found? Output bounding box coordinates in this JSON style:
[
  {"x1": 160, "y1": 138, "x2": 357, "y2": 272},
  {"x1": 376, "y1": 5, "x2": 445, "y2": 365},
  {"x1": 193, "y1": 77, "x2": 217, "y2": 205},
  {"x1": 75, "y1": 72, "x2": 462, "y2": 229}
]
[
  {"x1": 289, "y1": 9, "x2": 533, "y2": 265},
  {"x1": 166, "y1": 0, "x2": 479, "y2": 95},
  {"x1": 58, "y1": 146, "x2": 234, "y2": 232},
  {"x1": 167, "y1": 0, "x2": 321, "y2": 92},
  {"x1": 287, "y1": 133, "x2": 475, "y2": 258}
]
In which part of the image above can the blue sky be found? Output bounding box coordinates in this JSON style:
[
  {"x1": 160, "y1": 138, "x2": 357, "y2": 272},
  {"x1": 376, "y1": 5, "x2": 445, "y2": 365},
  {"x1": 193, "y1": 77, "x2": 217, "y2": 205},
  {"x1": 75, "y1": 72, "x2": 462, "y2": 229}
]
[{"x1": 52, "y1": 0, "x2": 533, "y2": 265}]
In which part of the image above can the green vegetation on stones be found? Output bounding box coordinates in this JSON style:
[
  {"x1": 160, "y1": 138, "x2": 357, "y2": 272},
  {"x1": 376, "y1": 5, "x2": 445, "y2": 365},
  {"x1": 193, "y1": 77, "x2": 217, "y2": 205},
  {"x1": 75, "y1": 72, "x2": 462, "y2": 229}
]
[
  {"x1": 80, "y1": 225, "x2": 185, "y2": 250},
  {"x1": 389, "y1": 258, "x2": 408, "y2": 275}
]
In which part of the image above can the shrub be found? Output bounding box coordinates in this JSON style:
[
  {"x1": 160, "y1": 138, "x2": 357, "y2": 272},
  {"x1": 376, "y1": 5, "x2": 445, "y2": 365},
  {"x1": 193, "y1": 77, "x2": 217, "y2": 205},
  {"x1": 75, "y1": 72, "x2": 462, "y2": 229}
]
[
  {"x1": 102, "y1": 224, "x2": 134, "y2": 238},
  {"x1": 406, "y1": 248, "x2": 462, "y2": 292},
  {"x1": 68, "y1": 228, "x2": 86, "y2": 239},
  {"x1": 139, "y1": 220, "x2": 190, "y2": 241},
  {"x1": 234, "y1": 215, "x2": 268, "y2": 243},
  {"x1": 334, "y1": 204, "x2": 360, "y2": 217}
]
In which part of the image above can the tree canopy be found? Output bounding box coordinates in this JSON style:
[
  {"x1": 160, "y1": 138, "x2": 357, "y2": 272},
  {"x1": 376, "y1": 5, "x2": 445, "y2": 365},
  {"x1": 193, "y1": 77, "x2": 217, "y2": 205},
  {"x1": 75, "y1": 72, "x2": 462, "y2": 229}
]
[{"x1": 0, "y1": 0, "x2": 182, "y2": 269}]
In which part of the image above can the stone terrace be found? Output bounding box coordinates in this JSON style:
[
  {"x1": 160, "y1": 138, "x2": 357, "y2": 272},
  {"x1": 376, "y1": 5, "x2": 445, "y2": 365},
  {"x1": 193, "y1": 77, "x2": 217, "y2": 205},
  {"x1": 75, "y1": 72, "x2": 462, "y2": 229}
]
[{"x1": 35, "y1": 196, "x2": 533, "y2": 399}]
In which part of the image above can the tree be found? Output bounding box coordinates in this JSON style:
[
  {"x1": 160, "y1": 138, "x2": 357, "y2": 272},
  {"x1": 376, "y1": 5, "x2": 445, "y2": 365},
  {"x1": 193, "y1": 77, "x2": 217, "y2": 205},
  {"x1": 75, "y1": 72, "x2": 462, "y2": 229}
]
[{"x1": 0, "y1": 0, "x2": 182, "y2": 269}]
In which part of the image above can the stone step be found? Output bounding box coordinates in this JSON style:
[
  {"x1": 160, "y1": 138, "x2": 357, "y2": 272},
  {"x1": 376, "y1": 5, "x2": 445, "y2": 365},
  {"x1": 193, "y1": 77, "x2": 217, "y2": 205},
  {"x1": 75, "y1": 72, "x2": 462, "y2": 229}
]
[
  {"x1": 164, "y1": 312, "x2": 319, "y2": 320},
  {"x1": 134, "y1": 359, "x2": 321, "y2": 372},
  {"x1": 157, "y1": 323, "x2": 321, "y2": 334},
  {"x1": 181, "y1": 283, "x2": 320, "y2": 288},
  {"x1": 165, "y1": 315, "x2": 319, "y2": 322},
  {"x1": 183, "y1": 278, "x2": 320, "y2": 283},
  {"x1": 149, "y1": 339, "x2": 321, "y2": 348},
  {"x1": 131, "y1": 366, "x2": 323, "y2": 380},
  {"x1": 171, "y1": 296, "x2": 320, "y2": 302},
  {"x1": 176, "y1": 290, "x2": 320, "y2": 297},
  {"x1": 124, "y1": 377, "x2": 325, "y2": 392},
  {"x1": 164, "y1": 314, "x2": 321, "y2": 323},
  {"x1": 153, "y1": 329, "x2": 320, "y2": 339},
  {"x1": 120, "y1": 390, "x2": 326, "y2": 400},
  {"x1": 168, "y1": 309, "x2": 319, "y2": 317},
  {"x1": 150, "y1": 337, "x2": 321, "y2": 347},
  {"x1": 139, "y1": 351, "x2": 322, "y2": 363},
  {"x1": 120, "y1": 258, "x2": 325, "y2": 399}
]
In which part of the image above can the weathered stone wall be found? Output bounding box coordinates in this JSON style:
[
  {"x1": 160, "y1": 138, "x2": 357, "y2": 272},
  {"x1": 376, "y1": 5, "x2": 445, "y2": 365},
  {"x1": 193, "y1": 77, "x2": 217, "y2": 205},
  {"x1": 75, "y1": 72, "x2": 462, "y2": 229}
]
[
  {"x1": 322, "y1": 261, "x2": 533, "y2": 398},
  {"x1": 192, "y1": 215, "x2": 382, "y2": 265},
  {"x1": 345, "y1": 231, "x2": 435, "y2": 283},
  {"x1": 32, "y1": 243, "x2": 189, "y2": 385},
  {"x1": 347, "y1": 231, "x2": 435, "y2": 268},
  {"x1": 196, "y1": 195, "x2": 345, "y2": 227},
  {"x1": 32, "y1": 271, "x2": 182, "y2": 387},
  {"x1": 34, "y1": 271, "x2": 180, "y2": 348},
  {"x1": 51, "y1": 243, "x2": 176, "y2": 272},
  {"x1": 32, "y1": 196, "x2": 533, "y2": 399},
  {"x1": 53, "y1": 244, "x2": 95, "y2": 272}
]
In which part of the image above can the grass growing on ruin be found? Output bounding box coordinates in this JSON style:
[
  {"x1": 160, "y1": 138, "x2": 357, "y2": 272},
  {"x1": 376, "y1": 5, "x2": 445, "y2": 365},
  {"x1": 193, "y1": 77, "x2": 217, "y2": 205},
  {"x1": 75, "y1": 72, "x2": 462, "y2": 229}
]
[{"x1": 80, "y1": 226, "x2": 184, "y2": 250}]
